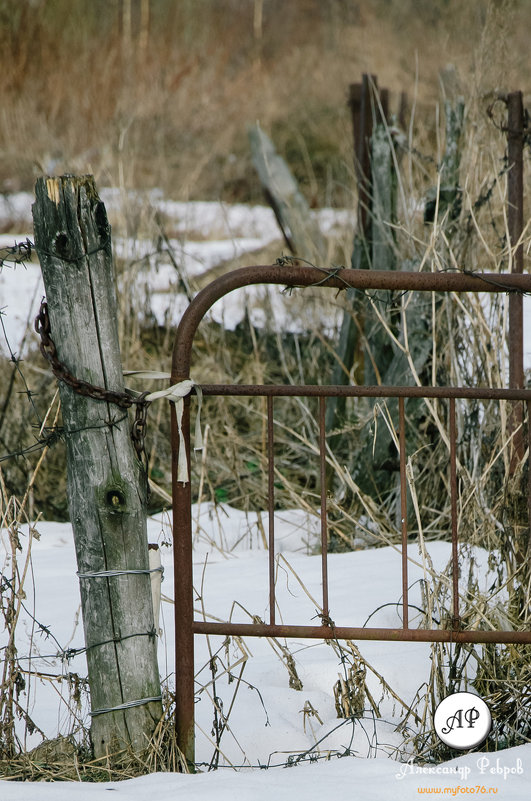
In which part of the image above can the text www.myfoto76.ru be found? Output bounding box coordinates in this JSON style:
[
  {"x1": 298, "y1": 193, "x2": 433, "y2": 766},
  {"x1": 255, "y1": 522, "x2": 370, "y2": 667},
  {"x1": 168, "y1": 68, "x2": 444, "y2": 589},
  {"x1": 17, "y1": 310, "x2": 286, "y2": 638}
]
[{"x1": 417, "y1": 789, "x2": 497, "y2": 795}]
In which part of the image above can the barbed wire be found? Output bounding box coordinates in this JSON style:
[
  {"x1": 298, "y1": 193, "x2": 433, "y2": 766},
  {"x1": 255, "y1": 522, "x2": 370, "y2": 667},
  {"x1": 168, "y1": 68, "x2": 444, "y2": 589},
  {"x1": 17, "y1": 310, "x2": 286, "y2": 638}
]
[
  {"x1": 0, "y1": 289, "x2": 148, "y2": 467},
  {"x1": 276, "y1": 251, "x2": 531, "y2": 309},
  {"x1": 0, "y1": 406, "x2": 129, "y2": 464},
  {"x1": 193, "y1": 709, "x2": 401, "y2": 771},
  {"x1": 276, "y1": 255, "x2": 410, "y2": 310},
  {"x1": 34, "y1": 299, "x2": 151, "y2": 469},
  {"x1": 0, "y1": 238, "x2": 33, "y2": 268},
  {"x1": 0, "y1": 573, "x2": 158, "y2": 666},
  {"x1": 0, "y1": 310, "x2": 43, "y2": 432}
]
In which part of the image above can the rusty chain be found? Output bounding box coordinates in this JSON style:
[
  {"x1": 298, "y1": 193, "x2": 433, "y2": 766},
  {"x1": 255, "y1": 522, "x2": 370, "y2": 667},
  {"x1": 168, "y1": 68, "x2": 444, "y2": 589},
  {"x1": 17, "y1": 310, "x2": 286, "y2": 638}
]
[
  {"x1": 34, "y1": 299, "x2": 150, "y2": 466},
  {"x1": 130, "y1": 400, "x2": 149, "y2": 469}
]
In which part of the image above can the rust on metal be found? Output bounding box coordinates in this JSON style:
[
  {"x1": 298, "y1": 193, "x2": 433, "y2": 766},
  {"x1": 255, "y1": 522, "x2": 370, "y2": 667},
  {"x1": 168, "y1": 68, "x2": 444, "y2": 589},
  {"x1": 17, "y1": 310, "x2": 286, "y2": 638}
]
[
  {"x1": 267, "y1": 395, "x2": 275, "y2": 625},
  {"x1": 170, "y1": 263, "x2": 531, "y2": 764},
  {"x1": 193, "y1": 620, "x2": 531, "y2": 644},
  {"x1": 35, "y1": 299, "x2": 151, "y2": 464},
  {"x1": 171, "y1": 265, "x2": 531, "y2": 379},
  {"x1": 171, "y1": 397, "x2": 195, "y2": 766},
  {"x1": 35, "y1": 299, "x2": 147, "y2": 410},
  {"x1": 398, "y1": 397, "x2": 408, "y2": 629},
  {"x1": 198, "y1": 383, "x2": 531, "y2": 401},
  {"x1": 319, "y1": 396, "x2": 329, "y2": 619},
  {"x1": 449, "y1": 398, "x2": 460, "y2": 628}
]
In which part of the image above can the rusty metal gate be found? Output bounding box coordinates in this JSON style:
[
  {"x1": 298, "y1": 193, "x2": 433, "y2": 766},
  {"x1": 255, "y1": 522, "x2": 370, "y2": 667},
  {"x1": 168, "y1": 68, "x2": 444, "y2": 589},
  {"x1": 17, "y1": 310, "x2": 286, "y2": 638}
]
[{"x1": 170, "y1": 263, "x2": 531, "y2": 763}]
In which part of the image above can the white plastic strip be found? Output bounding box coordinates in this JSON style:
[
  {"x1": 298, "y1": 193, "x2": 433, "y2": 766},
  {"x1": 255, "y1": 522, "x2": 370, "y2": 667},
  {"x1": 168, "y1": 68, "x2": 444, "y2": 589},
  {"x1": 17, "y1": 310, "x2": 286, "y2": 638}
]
[
  {"x1": 149, "y1": 546, "x2": 162, "y2": 634},
  {"x1": 124, "y1": 371, "x2": 203, "y2": 483}
]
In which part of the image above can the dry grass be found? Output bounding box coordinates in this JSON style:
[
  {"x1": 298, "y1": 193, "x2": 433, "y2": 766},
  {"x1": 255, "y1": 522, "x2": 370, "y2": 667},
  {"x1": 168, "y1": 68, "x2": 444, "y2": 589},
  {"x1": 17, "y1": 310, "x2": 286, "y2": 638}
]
[
  {"x1": 0, "y1": 690, "x2": 189, "y2": 780},
  {"x1": 1, "y1": 0, "x2": 531, "y2": 776},
  {"x1": 1, "y1": 1, "x2": 530, "y2": 203}
]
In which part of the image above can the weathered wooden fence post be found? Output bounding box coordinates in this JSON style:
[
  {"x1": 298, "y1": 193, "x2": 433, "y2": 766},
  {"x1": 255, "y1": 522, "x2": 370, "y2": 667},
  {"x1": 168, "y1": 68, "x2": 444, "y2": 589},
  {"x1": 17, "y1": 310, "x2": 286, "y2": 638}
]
[{"x1": 32, "y1": 175, "x2": 162, "y2": 760}]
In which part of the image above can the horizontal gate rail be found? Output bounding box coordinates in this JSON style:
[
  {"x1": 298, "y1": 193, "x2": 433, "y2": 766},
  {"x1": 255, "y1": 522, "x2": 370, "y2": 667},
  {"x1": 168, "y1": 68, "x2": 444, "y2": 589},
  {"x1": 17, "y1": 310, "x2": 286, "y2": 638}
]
[
  {"x1": 170, "y1": 265, "x2": 531, "y2": 763},
  {"x1": 198, "y1": 383, "x2": 531, "y2": 400},
  {"x1": 192, "y1": 621, "x2": 531, "y2": 644}
]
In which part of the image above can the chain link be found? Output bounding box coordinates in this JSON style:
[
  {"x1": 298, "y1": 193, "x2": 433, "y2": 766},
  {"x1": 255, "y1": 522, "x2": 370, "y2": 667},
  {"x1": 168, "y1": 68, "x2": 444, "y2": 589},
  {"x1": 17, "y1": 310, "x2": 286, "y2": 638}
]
[
  {"x1": 34, "y1": 299, "x2": 150, "y2": 463},
  {"x1": 130, "y1": 392, "x2": 150, "y2": 467}
]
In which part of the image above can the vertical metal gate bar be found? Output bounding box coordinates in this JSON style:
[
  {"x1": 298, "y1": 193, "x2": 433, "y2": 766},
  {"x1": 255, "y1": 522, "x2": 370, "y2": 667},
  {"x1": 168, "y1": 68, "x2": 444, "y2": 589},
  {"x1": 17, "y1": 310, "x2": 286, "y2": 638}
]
[
  {"x1": 398, "y1": 396, "x2": 409, "y2": 629},
  {"x1": 319, "y1": 396, "x2": 330, "y2": 619},
  {"x1": 449, "y1": 397, "x2": 460, "y2": 626},
  {"x1": 267, "y1": 395, "x2": 276, "y2": 625},
  {"x1": 171, "y1": 397, "x2": 195, "y2": 766}
]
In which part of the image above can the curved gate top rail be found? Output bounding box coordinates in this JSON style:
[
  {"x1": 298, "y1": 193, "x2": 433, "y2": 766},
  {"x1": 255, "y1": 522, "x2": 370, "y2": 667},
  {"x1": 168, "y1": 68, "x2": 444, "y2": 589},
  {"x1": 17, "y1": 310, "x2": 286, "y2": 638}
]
[
  {"x1": 170, "y1": 265, "x2": 531, "y2": 762},
  {"x1": 170, "y1": 265, "x2": 531, "y2": 378}
]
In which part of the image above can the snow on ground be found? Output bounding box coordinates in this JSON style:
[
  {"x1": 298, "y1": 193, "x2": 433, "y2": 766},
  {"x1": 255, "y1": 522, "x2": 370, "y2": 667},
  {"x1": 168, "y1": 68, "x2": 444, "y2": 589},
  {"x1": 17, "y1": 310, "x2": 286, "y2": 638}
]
[
  {"x1": 0, "y1": 190, "x2": 351, "y2": 357},
  {"x1": 1, "y1": 510, "x2": 531, "y2": 798},
  {"x1": 2, "y1": 747, "x2": 531, "y2": 800}
]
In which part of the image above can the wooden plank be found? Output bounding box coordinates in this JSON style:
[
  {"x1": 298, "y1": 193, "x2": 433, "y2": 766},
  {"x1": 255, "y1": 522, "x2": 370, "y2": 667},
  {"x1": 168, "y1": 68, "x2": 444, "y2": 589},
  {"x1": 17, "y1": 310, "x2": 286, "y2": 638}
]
[{"x1": 248, "y1": 124, "x2": 327, "y2": 262}]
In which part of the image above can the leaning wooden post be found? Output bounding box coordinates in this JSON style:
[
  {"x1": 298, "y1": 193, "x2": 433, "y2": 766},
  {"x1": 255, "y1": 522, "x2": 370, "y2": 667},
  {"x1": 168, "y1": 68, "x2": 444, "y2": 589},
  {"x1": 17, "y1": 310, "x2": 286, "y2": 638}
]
[
  {"x1": 32, "y1": 175, "x2": 162, "y2": 759},
  {"x1": 248, "y1": 124, "x2": 327, "y2": 263}
]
